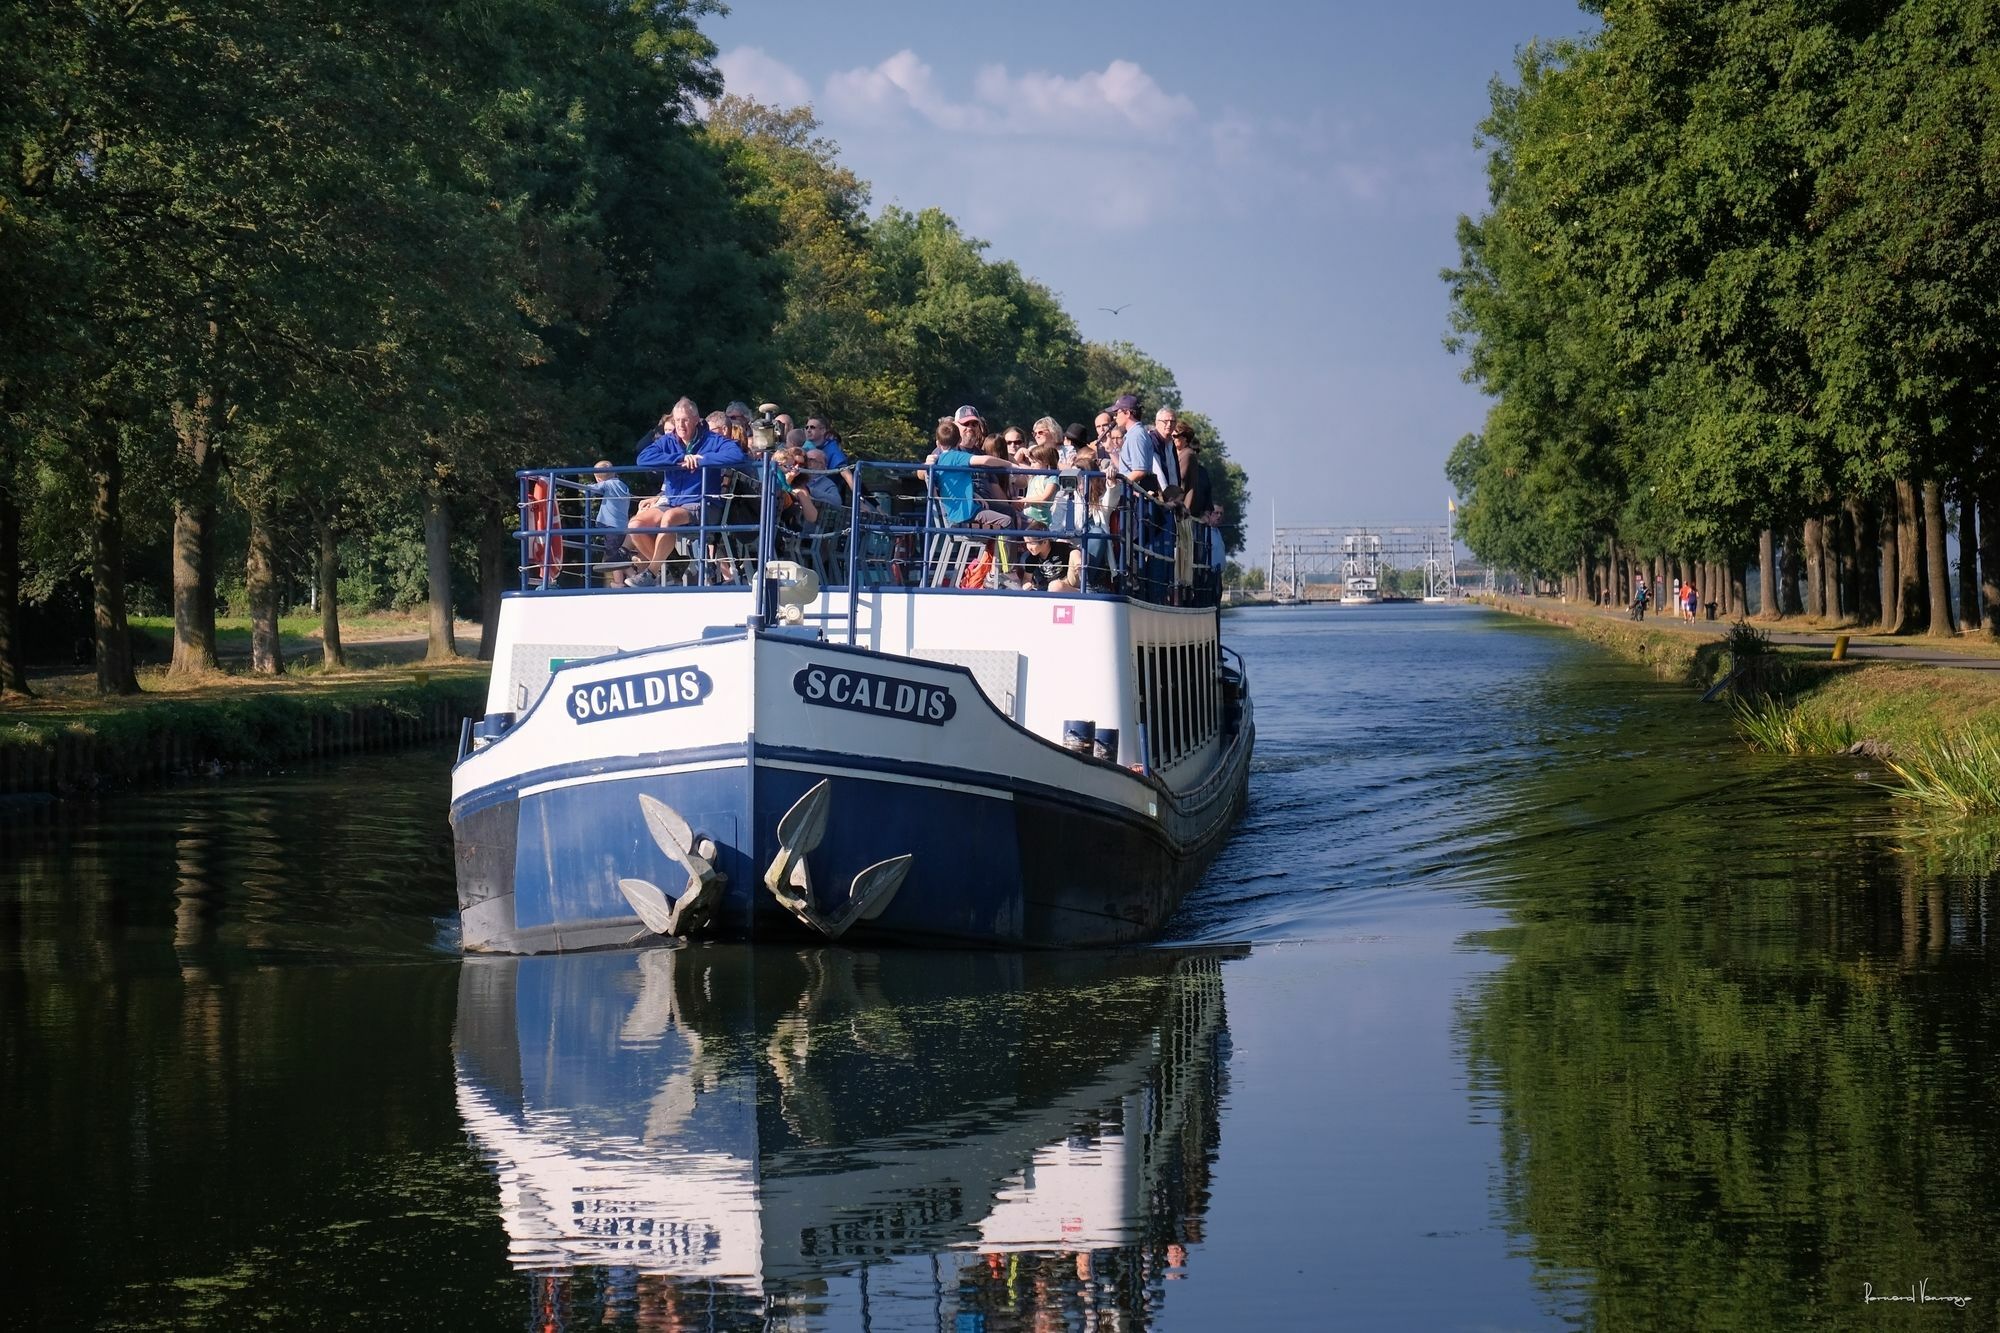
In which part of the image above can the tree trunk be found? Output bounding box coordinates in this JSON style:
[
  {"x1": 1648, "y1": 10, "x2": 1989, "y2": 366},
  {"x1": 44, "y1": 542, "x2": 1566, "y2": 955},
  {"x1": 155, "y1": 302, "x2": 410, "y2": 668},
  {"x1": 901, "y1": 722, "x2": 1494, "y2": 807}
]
[
  {"x1": 90, "y1": 430, "x2": 139, "y2": 695},
  {"x1": 1823, "y1": 506, "x2": 1846, "y2": 621},
  {"x1": 1923, "y1": 479, "x2": 1954, "y2": 636},
  {"x1": 1851, "y1": 494, "x2": 1879, "y2": 626},
  {"x1": 477, "y1": 500, "x2": 506, "y2": 662},
  {"x1": 1980, "y1": 472, "x2": 2000, "y2": 638},
  {"x1": 244, "y1": 493, "x2": 283, "y2": 676},
  {"x1": 168, "y1": 395, "x2": 222, "y2": 675},
  {"x1": 1730, "y1": 559, "x2": 1748, "y2": 620},
  {"x1": 316, "y1": 512, "x2": 345, "y2": 670},
  {"x1": 1653, "y1": 554, "x2": 1667, "y2": 601},
  {"x1": 1956, "y1": 477, "x2": 1979, "y2": 632},
  {"x1": 1878, "y1": 491, "x2": 1900, "y2": 631},
  {"x1": 1757, "y1": 529, "x2": 1779, "y2": 618},
  {"x1": 1893, "y1": 476, "x2": 1925, "y2": 633},
  {"x1": 0, "y1": 447, "x2": 27, "y2": 696},
  {"x1": 1780, "y1": 532, "x2": 1805, "y2": 616},
  {"x1": 1803, "y1": 517, "x2": 1824, "y2": 619},
  {"x1": 423, "y1": 489, "x2": 458, "y2": 660}
]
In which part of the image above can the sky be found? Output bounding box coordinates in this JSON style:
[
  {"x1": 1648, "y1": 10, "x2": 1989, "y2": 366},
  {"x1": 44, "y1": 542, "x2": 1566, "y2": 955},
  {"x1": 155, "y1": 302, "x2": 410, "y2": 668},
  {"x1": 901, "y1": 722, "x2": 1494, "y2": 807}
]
[{"x1": 704, "y1": 0, "x2": 1595, "y2": 568}]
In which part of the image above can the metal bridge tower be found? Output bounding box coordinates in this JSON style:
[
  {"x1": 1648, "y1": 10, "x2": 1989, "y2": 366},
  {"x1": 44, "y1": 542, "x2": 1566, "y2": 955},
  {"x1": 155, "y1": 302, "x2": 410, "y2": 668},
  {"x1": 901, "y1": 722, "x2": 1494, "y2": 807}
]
[{"x1": 1269, "y1": 523, "x2": 1459, "y2": 602}]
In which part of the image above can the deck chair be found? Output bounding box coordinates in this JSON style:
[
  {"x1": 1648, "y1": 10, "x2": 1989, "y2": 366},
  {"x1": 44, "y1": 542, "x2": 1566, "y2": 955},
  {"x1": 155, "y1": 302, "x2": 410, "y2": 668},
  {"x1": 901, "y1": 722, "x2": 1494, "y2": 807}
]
[
  {"x1": 925, "y1": 495, "x2": 982, "y2": 588},
  {"x1": 800, "y1": 501, "x2": 851, "y2": 587}
]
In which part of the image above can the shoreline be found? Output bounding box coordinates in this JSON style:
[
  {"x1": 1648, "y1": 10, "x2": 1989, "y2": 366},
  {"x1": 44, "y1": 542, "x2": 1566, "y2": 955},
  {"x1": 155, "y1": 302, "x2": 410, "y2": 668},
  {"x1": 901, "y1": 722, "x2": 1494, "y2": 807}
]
[
  {"x1": 1476, "y1": 595, "x2": 2000, "y2": 771},
  {"x1": 0, "y1": 669, "x2": 488, "y2": 799}
]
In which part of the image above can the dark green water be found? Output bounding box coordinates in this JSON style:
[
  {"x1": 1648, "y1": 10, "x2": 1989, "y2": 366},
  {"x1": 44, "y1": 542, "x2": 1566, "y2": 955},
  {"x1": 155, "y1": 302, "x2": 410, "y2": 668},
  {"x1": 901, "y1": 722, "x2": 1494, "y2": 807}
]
[{"x1": 3, "y1": 605, "x2": 1995, "y2": 1329}]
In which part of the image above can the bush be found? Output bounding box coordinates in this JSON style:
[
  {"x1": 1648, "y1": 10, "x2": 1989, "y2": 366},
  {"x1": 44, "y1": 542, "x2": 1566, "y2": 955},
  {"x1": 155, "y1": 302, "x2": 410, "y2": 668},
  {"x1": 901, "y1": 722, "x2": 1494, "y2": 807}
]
[{"x1": 337, "y1": 567, "x2": 390, "y2": 614}]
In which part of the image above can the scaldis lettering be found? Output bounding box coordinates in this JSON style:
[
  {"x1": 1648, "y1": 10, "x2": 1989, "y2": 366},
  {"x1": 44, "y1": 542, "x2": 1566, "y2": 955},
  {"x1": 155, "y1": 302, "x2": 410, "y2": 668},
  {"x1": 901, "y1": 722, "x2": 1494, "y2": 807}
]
[
  {"x1": 791, "y1": 665, "x2": 957, "y2": 727},
  {"x1": 567, "y1": 665, "x2": 712, "y2": 724}
]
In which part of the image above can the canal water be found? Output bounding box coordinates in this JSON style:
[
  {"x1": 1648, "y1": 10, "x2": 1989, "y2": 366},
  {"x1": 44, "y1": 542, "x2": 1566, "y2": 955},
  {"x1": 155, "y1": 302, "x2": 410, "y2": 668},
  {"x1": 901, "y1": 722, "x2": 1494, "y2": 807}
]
[{"x1": 3, "y1": 605, "x2": 1995, "y2": 1330}]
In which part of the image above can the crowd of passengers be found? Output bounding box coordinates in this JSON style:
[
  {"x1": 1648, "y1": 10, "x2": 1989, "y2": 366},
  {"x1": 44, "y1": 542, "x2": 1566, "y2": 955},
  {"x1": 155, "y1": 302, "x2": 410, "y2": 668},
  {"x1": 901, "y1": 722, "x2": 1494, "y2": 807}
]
[{"x1": 568, "y1": 393, "x2": 1229, "y2": 597}]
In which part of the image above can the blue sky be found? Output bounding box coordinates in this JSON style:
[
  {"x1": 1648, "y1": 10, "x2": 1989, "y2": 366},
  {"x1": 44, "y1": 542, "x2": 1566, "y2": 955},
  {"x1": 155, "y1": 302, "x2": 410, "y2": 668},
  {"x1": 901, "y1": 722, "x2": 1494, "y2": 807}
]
[{"x1": 706, "y1": 1, "x2": 1594, "y2": 567}]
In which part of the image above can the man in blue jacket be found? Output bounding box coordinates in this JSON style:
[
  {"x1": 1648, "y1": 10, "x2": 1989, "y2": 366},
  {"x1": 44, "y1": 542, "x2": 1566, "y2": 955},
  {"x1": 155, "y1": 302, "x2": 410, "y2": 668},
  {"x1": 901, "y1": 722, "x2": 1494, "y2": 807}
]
[{"x1": 627, "y1": 397, "x2": 747, "y2": 585}]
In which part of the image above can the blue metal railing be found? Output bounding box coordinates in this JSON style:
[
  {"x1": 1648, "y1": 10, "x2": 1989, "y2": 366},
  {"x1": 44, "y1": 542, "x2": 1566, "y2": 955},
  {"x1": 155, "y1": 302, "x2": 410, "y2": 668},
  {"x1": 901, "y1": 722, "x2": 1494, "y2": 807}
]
[{"x1": 515, "y1": 457, "x2": 1223, "y2": 609}]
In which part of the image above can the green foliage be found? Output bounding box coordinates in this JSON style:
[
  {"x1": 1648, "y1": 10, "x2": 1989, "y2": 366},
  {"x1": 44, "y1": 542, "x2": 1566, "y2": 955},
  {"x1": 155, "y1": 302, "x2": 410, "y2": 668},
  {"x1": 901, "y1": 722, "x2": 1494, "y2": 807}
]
[
  {"x1": 1445, "y1": 2, "x2": 2000, "y2": 585},
  {"x1": 1885, "y1": 731, "x2": 2000, "y2": 813},
  {"x1": 3, "y1": 12, "x2": 1256, "y2": 679}
]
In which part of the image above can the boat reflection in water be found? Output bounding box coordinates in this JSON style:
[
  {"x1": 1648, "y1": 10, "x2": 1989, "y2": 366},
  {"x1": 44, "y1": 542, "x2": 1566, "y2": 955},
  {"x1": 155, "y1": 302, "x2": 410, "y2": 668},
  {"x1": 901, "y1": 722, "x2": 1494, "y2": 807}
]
[{"x1": 453, "y1": 943, "x2": 1240, "y2": 1329}]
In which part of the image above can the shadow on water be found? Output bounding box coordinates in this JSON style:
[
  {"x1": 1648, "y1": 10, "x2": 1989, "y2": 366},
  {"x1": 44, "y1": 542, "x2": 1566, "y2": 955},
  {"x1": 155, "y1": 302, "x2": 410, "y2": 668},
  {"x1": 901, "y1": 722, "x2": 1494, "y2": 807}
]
[{"x1": 0, "y1": 749, "x2": 461, "y2": 976}]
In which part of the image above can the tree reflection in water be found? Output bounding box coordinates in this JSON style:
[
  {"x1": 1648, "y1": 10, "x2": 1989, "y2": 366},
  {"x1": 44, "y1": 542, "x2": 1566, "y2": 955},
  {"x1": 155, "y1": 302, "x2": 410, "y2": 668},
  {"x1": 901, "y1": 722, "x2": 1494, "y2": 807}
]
[
  {"x1": 1458, "y1": 736, "x2": 2000, "y2": 1330},
  {"x1": 455, "y1": 944, "x2": 1237, "y2": 1331}
]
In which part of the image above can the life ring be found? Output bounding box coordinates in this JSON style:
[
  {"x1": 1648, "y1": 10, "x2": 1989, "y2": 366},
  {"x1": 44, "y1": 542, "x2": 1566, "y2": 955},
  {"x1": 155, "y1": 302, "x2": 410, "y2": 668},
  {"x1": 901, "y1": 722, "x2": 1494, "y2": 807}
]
[{"x1": 525, "y1": 477, "x2": 563, "y2": 585}]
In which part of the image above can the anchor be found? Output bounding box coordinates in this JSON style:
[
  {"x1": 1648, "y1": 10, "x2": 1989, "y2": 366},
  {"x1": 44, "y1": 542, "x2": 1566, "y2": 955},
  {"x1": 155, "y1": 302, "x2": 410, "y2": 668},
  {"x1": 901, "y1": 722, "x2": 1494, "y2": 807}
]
[
  {"x1": 617, "y1": 793, "x2": 726, "y2": 939},
  {"x1": 762, "y1": 779, "x2": 914, "y2": 940}
]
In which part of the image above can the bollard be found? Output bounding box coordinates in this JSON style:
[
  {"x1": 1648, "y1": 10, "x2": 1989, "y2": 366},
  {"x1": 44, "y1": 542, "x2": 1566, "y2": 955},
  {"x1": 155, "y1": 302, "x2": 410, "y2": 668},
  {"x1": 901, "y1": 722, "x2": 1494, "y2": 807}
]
[{"x1": 1831, "y1": 634, "x2": 1849, "y2": 662}]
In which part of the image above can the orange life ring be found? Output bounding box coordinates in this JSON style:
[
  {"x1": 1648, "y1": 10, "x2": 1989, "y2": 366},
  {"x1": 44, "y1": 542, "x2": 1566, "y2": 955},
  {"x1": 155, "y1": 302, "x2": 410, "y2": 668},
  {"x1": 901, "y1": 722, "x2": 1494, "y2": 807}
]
[{"x1": 525, "y1": 478, "x2": 563, "y2": 584}]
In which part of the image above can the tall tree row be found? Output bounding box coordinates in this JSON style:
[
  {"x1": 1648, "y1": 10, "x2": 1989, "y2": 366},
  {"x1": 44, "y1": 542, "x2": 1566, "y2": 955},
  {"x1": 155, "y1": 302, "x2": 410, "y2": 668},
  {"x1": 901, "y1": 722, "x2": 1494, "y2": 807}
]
[
  {"x1": 3, "y1": 6, "x2": 1245, "y2": 696},
  {"x1": 1446, "y1": 0, "x2": 2000, "y2": 633}
]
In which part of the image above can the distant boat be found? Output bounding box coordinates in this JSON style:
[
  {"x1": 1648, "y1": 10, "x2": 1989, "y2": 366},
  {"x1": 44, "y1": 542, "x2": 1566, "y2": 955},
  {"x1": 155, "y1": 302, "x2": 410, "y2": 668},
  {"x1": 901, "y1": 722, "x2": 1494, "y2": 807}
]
[{"x1": 1340, "y1": 577, "x2": 1381, "y2": 605}]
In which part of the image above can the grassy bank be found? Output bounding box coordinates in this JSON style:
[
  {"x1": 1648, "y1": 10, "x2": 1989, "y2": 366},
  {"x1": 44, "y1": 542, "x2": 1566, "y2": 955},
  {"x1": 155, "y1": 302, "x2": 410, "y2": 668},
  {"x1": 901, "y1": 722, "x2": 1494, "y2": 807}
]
[
  {"x1": 1480, "y1": 596, "x2": 1721, "y2": 685},
  {"x1": 0, "y1": 665, "x2": 490, "y2": 797},
  {"x1": 1482, "y1": 595, "x2": 2000, "y2": 814}
]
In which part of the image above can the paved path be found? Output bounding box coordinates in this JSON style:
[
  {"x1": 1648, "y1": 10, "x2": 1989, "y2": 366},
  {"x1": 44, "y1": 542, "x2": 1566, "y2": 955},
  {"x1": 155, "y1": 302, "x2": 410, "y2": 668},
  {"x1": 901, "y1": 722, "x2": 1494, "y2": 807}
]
[{"x1": 1493, "y1": 597, "x2": 2000, "y2": 672}]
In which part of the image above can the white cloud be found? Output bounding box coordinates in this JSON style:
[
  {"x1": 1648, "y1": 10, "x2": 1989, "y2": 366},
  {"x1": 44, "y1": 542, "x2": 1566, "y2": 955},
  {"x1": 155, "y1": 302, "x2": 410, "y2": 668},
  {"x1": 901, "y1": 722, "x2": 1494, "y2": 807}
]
[
  {"x1": 825, "y1": 51, "x2": 1193, "y2": 140},
  {"x1": 714, "y1": 46, "x2": 811, "y2": 109}
]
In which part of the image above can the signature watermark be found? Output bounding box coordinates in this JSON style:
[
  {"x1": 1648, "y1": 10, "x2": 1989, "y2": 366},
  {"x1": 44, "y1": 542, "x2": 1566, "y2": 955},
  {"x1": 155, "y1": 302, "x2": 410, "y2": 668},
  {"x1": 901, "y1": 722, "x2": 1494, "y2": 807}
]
[{"x1": 1863, "y1": 1280, "x2": 1972, "y2": 1309}]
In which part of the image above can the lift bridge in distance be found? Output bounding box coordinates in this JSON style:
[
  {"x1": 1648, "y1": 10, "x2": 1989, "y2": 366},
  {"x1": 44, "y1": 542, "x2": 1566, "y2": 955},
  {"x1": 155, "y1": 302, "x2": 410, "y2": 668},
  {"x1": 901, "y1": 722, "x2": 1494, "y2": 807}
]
[{"x1": 1268, "y1": 523, "x2": 1477, "y2": 604}]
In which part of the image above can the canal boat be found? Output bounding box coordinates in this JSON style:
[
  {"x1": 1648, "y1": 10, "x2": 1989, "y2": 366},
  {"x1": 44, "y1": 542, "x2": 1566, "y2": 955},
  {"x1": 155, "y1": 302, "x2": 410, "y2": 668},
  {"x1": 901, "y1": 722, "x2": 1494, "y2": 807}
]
[
  {"x1": 451, "y1": 458, "x2": 1254, "y2": 953},
  {"x1": 452, "y1": 944, "x2": 1235, "y2": 1305}
]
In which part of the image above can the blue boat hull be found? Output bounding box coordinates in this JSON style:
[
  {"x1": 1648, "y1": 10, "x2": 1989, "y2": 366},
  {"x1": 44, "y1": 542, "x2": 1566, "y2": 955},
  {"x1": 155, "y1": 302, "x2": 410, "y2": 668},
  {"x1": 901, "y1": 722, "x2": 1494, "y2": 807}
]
[
  {"x1": 452, "y1": 627, "x2": 1253, "y2": 952},
  {"x1": 454, "y1": 736, "x2": 1250, "y2": 952}
]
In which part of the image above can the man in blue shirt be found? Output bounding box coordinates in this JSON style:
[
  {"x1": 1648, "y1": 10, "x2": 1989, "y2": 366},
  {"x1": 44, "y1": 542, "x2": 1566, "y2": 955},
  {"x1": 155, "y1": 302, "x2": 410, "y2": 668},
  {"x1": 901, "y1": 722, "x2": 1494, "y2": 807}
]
[
  {"x1": 1110, "y1": 394, "x2": 1158, "y2": 491},
  {"x1": 804, "y1": 415, "x2": 847, "y2": 469},
  {"x1": 804, "y1": 414, "x2": 853, "y2": 501},
  {"x1": 627, "y1": 397, "x2": 747, "y2": 584}
]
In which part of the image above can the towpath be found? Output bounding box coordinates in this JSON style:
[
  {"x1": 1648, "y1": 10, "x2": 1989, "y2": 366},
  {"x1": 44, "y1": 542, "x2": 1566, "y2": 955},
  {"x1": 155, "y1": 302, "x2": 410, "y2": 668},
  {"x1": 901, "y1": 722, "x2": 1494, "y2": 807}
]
[{"x1": 1487, "y1": 595, "x2": 2000, "y2": 672}]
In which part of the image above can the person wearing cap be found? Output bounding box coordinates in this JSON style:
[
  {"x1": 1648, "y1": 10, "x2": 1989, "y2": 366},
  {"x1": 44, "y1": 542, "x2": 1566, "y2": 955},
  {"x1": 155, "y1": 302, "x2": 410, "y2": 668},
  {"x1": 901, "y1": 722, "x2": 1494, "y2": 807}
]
[{"x1": 923, "y1": 406, "x2": 1018, "y2": 580}]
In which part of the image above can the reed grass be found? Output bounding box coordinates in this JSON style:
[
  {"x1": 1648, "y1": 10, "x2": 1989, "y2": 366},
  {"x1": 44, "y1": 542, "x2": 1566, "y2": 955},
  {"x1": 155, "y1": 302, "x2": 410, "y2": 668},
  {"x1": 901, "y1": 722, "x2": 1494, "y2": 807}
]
[
  {"x1": 1883, "y1": 731, "x2": 2000, "y2": 814},
  {"x1": 1732, "y1": 696, "x2": 1855, "y2": 755}
]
